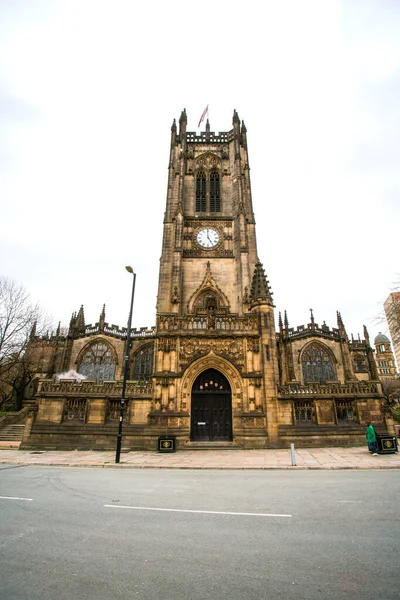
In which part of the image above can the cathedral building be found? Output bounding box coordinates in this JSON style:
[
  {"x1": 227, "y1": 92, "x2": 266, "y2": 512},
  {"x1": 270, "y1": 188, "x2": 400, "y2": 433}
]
[{"x1": 22, "y1": 110, "x2": 391, "y2": 450}]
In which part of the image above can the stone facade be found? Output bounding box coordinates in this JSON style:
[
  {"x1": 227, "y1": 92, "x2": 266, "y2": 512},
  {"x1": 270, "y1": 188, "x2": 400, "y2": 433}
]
[
  {"x1": 374, "y1": 333, "x2": 398, "y2": 380},
  {"x1": 384, "y1": 292, "x2": 400, "y2": 371},
  {"x1": 21, "y1": 110, "x2": 390, "y2": 450}
]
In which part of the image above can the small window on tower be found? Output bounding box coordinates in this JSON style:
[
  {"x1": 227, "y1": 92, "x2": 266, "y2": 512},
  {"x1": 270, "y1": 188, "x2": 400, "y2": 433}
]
[
  {"x1": 210, "y1": 170, "x2": 220, "y2": 212},
  {"x1": 196, "y1": 171, "x2": 206, "y2": 212},
  {"x1": 195, "y1": 162, "x2": 222, "y2": 213}
]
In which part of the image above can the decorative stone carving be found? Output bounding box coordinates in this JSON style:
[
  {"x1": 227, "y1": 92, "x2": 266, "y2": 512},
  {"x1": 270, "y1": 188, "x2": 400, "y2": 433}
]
[
  {"x1": 195, "y1": 153, "x2": 221, "y2": 170},
  {"x1": 149, "y1": 415, "x2": 169, "y2": 427},
  {"x1": 180, "y1": 338, "x2": 245, "y2": 370},
  {"x1": 158, "y1": 338, "x2": 176, "y2": 353},
  {"x1": 247, "y1": 338, "x2": 260, "y2": 353},
  {"x1": 187, "y1": 262, "x2": 230, "y2": 313},
  {"x1": 156, "y1": 376, "x2": 175, "y2": 387},
  {"x1": 242, "y1": 416, "x2": 265, "y2": 428},
  {"x1": 149, "y1": 415, "x2": 185, "y2": 428},
  {"x1": 248, "y1": 377, "x2": 262, "y2": 389}
]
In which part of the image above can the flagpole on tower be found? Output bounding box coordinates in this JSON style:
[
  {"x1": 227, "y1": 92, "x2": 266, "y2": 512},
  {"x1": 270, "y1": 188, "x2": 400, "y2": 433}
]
[{"x1": 198, "y1": 104, "x2": 209, "y2": 129}]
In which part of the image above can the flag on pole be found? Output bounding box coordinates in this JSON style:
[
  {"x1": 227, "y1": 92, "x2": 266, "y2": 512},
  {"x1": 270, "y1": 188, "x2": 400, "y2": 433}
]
[{"x1": 198, "y1": 105, "x2": 209, "y2": 128}]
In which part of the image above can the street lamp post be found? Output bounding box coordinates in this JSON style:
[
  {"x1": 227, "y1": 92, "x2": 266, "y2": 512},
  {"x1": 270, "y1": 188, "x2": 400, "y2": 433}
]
[{"x1": 115, "y1": 266, "x2": 136, "y2": 464}]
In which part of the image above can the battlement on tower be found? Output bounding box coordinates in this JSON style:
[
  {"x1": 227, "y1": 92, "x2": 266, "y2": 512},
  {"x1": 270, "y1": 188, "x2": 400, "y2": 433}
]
[
  {"x1": 83, "y1": 322, "x2": 155, "y2": 340},
  {"x1": 186, "y1": 130, "x2": 233, "y2": 144}
]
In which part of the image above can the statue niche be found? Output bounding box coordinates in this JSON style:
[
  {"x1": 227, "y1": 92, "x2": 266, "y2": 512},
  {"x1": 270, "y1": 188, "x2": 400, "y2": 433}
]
[{"x1": 193, "y1": 291, "x2": 228, "y2": 331}]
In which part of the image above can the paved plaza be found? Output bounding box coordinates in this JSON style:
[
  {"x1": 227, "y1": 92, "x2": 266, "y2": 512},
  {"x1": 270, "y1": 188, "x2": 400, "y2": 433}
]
[{"x1": 0, "y1": 445, "x2": 399, "y2": 469}]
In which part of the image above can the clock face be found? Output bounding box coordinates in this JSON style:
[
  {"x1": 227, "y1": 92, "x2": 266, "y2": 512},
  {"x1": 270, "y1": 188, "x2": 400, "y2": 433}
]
[{"x1": 197, "y1": 228, "x2": 220, "y2": 249}]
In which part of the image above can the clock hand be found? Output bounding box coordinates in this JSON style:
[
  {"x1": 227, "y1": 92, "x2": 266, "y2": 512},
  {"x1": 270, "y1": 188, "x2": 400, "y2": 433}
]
[{"x1": 207, "y1": 229, "x2": 211, "y2": 242}]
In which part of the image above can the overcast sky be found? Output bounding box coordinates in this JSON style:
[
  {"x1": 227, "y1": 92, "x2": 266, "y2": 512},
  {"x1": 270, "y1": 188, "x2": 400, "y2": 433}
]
[{"x1": 0, "y1": 0, "x2": 399, "y2": 347}]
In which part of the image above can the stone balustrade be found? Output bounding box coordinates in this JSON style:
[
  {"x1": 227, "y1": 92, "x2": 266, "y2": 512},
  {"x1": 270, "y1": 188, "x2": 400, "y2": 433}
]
[
  {"x1": 278, "y1": 381, "x2": 379, "y2": 397},
  {"x1": 157, "y1": 314, "x2": 259, "y2": 332},
  {"x1": 39, "y1": 379, "x2": 152, "y2": 396}
]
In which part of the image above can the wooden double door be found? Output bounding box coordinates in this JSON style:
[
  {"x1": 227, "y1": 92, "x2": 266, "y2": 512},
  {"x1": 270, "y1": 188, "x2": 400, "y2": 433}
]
[{"x1": 191, "y1": 369, "x2": 232, "y2": 442}]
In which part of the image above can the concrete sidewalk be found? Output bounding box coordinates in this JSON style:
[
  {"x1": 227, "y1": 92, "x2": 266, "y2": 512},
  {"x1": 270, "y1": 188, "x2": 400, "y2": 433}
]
[{"x1": 0, "y1": 446, "x2": 399, "y2": 470}]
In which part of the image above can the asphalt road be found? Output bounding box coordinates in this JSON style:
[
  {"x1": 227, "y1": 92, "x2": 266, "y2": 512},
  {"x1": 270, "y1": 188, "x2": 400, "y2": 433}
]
[{"x1": 0, "y1": 466, "x2": 399, "y2": 600}]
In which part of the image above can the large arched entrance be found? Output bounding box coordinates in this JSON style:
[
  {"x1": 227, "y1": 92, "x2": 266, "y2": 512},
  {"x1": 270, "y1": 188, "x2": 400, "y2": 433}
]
[{"x1": 190, "y1": 368, "x2": 232, "y2": 441}]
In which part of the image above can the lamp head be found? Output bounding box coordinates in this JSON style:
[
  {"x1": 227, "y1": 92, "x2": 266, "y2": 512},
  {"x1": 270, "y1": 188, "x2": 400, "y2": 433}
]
[{"x1": 125, "y1": 266, "x2": 134, "y2": 274}]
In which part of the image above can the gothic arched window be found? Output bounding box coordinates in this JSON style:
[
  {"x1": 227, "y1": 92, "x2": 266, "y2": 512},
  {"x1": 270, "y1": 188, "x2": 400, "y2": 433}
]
[
  {"x1": 210, "y1": 170, "x2": 220, "y2": 212},
  {"x1": 77, "y1": 342, "x2": 116, "y2": 383},
  {"x1": 196, "y1": 171, "x2": 206, "y2": 212},
  {"x1": 295, "y1": 401, "x2": 314, "y2": 423},
  {"x1": 301, "y1": 342, "x2": 335, "y2": 384},
  {"x1": 133, "y1": 345, "x2": 153, "y2": 377},
  {"x1": 195, "y1": 155, "x2": 222, "y2": 213},
  {"x1": 353, "y1": 352, "x2": 367, "y2": 372}
]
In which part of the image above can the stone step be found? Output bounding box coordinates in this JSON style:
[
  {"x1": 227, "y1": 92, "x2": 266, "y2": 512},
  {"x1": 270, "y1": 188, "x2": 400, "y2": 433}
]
[
  {"x1": 0, "y1": 441, "x2": 21, "y2": 449},
  {"x1": 0, "y1": 424, "x2": 25, "y2": 441},
  {"x1": 23, "y1": 398, "x2": 37, "y2": 405},
  {"x1": 183, "y1": 441, "x2": 241, "y2": 450}
]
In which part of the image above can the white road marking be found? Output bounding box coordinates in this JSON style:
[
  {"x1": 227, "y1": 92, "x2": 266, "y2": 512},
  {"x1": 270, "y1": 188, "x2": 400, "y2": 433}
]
[
  {"x1": 0, "y1": 496, "x2": 33, "y2": 501},
  {"x1": 337, "y1": 500, "x2": 362, "y2": 503},
  {"x1": 104, "y1": 505, "x2": 292, "y2": 518}
]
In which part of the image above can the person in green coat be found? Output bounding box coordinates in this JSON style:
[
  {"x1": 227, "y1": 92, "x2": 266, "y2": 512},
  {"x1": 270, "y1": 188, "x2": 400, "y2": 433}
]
[{"x1": 366, "y1": 422, "x2": 378, "y2": 455}]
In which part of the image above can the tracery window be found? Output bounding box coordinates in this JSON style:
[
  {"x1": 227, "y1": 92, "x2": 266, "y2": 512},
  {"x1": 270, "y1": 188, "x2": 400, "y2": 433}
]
[
  {"x1": 78, "y1": 342, "x2": 116, "y2": 383},
  {"x1": 353, "y1": 352, "x2": 367, "y2": 372},
  {"x1": 335, "y1": 400, "x2": 354, "y2": 421},
  {"x1": 107, "y1": 399, "x2": 129, "y2": 422},
  {"x1": 295, "y1": 401, "x2": 314, "y2": 423},
  {"x1": 301, "y1": 342, "x2": 335, "y2": 384},
  {"x1": 64, "y1": 398, "x2": 86, "y2": 421},
  {"x1": 133, "y1": 345, "x2": 153, "y2": 377},
  {"x1": 196, "y1": 171, "x2": 206, "y2": 212},
  {"x1": 195, "y1": 161, "x2": 221, "y2": 213},
  {"x1": 209, "y1": 170, "x2": 220, "y2": 212}
]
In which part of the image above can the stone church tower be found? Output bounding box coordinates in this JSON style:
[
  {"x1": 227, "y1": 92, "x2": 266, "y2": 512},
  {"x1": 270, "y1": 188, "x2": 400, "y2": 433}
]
[{"x1": 154, "y1": 109, "x2": 278, "y2": 446}]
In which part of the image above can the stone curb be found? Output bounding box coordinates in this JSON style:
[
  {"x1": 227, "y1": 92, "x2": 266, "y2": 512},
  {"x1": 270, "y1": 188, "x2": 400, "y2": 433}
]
[{"x1": 1, "y1": 461, "x2": 399, "y2": 471}]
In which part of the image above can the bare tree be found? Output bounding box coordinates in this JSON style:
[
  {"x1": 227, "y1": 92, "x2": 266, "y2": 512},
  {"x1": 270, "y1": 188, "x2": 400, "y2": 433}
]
[
  {"x1": 0, "y1": 277, "x2": 52, "y2": 409},
  {"x1": 381, "y1": 378, "x2": 400, "y2": 427},
  {"x1": 382, "y1": 379, "x2": 400, "y2": 404}
]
